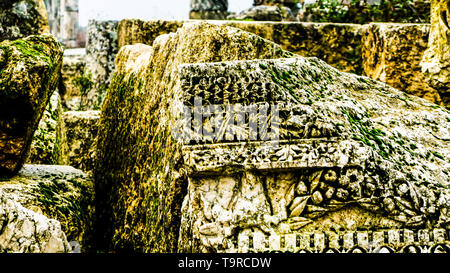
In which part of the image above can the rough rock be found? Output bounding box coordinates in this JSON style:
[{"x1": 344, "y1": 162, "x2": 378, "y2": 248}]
[
  {"x1": 190, "y1": 0, "x2": 228, "y2": 20},
  {"x1": 362, "y1": 23, "x2": 443, "y2": 106},
  {"x1": 83, "y1": 20, "x2": 118, "y2": 110},
  {"x1": 254, "y1": 0, "x2": 299, "y2": 12},
  {"x1": 0, "y1": 0, "x2": 50, "y2": 42},
  {"x1": 44, "y1": 0, "x2": 79, "y2": 48},
  {"x1": 227, "y1": 5, "x2": 298, "y2": 22},
  {"x1": 421, "y1": 0, "x2": 450, "y2": 107},
  {"x1": 95, "y1": 22, "x2": 294, "y2": 252},
  {"x1": 0, "y1": 35, "x2": 64, "y2": 177},
  {"x1": 175, "y1": 57, "x2": 449, "y2": 253},
  {"x1": 0, "y1": 188, "x2": 70, "y2": 253},
  {"x1": 299, "y1": 0, "x2": 431, "y2": 24},
  {"x1": 60, "y1": 49, "x2": 87, "y2": 110},
  {"x1": 117, "y1": 20, "x2": 365, "y2": 74},
  {"x1": 97, "y1": 21, "x2": 450, "y2": 253},
  {"x1": 0, "y1": 164, "x2": 95, "y2": 252},
  {"x1": 28, "y1": 91, "x2": 68, "y2": 165},
  {"x1": 63, "y1": 110, "x2": 100, "y2": 173},
  {"x1": 254, "y1": 0, "x2": 298, "y2": 5},
  {"x1": 117, "y1": 20, "x2": 182, "y2": 59}
]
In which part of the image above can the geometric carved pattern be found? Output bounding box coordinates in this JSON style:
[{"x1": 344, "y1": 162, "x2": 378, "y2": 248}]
[{"x1": 239, "y1": 229, "x2": 450, "y2": 253}]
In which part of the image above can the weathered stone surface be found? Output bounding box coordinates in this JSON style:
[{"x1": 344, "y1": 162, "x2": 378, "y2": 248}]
[
  {"x1": 254, "y1": 0, "x2": 300, "y2": 14},
  {"x1": 0, "y1": 0, "x2": 50, "y2": 42},
  {"x1": 44, "y1": 0, "x2": 80, "y2": 48},
  {"x1": 227, "y1": 5, "x2": 297, "y2": 22},
  {"x1": 84, "y1": 20, "x2": 118, "y2": 110},
  {"x1": 118, "y1": 20, "x2": 365, "y2": 74},
  {"x1": 117, "y1": 20, "x2": 182, "y2": 54},
  {"x1": 299, "y1": 0, "x2": 431, "y2": 24},
  {"x1": 63, "y1": 110, "x2": 100, "y2": 173},
  {"x1": 0, "y1": 189, "x2": 70, "y2": 253},
  {"x1": 190, "y1": 0, "x2": 228, "y2": 20},
  {"x1": 190, "y1": 0, "x2": 228, "y2": 11},
  {"x1": 254, "y1": 0, "x2": 298, "y2": 5},
  {"x1": 98, "y1": 20, "x2": 450, "y2": 253},
  {"x1": 0, "y1": 35, "x2": 64, "y2": 177},
  {"x1": 176, "y1": 57, "x2": 450, "y2": 253},
  {"x1": 115, "y1": 19, "x2": 447, "y2": 106},
  {"x1": 363, "y1": 23, "x2": 443, "y2": 106},
  {"x1": 28, "y1": 91, "x2": 68, "y2": 165},
  {"x1": 60, "y1": 49, "x2": 87, "y2": 110},
  {"x1": 95, "y1": 22, "x2": 294, "y2": 252},
  {"x1": 421, "y1": 0, "x2": 450, "y2": 107},
  {"x1": 0, "y1": 164, "x2": 95, "y2": 252}
]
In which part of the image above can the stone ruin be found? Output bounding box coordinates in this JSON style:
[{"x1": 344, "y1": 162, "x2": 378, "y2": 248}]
[
  {"x1": 0, "y1": 0, "x2": 93, "y2": 253},
  {"x1": 176, "y1": 56, "x2": 450, "y2": 253},
  {"x1": 421, "y1": 0, "x2": 450, "y2": 106},
  {"x1": 44, "y1": 0, "x2": 80, "y2": 48},
  {"x1": 76, "y1": 19, "x2": 448, "y2": 111},
  {"x1": 190, "y1": 0, "x2": 229, "y2": 20},
  {"x1": 0, "y1": 0, "x2": 449, "y2": 254},
  {"x1": 94, "y1": 21, "x2": 449, "y2": 253},
  {"x1": 190, "y1": 0, "x2": 300, "y2": 21}
]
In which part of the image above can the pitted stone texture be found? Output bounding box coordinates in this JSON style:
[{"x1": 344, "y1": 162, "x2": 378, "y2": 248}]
[
  {"x1": 63, "y1": 110, "x2": 100, "y2": 172},
  {"x1": 0, "y1": 164, "x2": 95, "y2": 252},
  {"x1": 95, "y1": 22, "x2": 293, "y2": 253},
  {"x1": 363, "y1": 23, "x2": 443, "y2": 106},
  {"x1": 190, "y1": 0, "x2": 228, "y2": 19},
  {"x1": 117, "y1": 20, "x2": 183, "y2": 53},
  {"x1": 254, "y1": 0, "x2": 298, "y2": 5},
  {"x1": 44, "y1": 0, "x2": 79, "y2": 48},
  {"x1": 421, "y1": 0, "x2": 450, "y2": 107},
  {"x1": 0, "y1": 0, "x2": 49, "y2": 42},
  {"x1": 253, "y1": 0, "x2": 299, "y2": 12},
  {"x1": 227, "y1": 5, "x2": 298, "y2": 21},
  {"x1": 60, "y1": 50, "x2": 86, "y2": 110},
  {"x1": 176, "y1": 57, "x2": 449, "y2": 252},
  {"x1": 118, "y1": 20, "x2": 365, "y2": 74},
  {"x1": 83, "y1": 20, "x2": 118, "y2": 110},
  {"x1": 28, "y1": 91, "x2": 68, "y2": 165},
  {"x1": 190, "y1": 0, "x2": 228, "y2": 11},
  {"x1": 0, "y1": 188, "x2": 70, "y2": 253},
  {"x1": 0, "y1": 35, "x2": 63, "y2": 177}
]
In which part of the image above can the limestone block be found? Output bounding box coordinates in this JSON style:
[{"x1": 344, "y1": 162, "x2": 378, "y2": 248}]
[
  {"x1": 176, "y1": 57, "x2": 449, "y2": 252},
  {"x1": 363, "y1": 23, "x2": 443, "y2": 106},
  {"x1": 190, "y1": 0, "x2": 228, "y2": 11},
  {"x1": 84, "y1": 20, "x2": 118, "y2": 110},
  {"x1": 0, "y1": 0, "x2": 50, "y2": 42},
  {"x1": 28, "y1": 91, "x2": 68, "y2": 165},
  {"x1": 0, "y1": 35, "x2": 64, "y2": 177},
  {"x1": 421, "y1": 0, "x2": 450, "y2": 107},
  {"x1": 43, "y1": 0, "x2": 79, "y2": 47},
  {"x1": 254, "y1": 0, "x2": 298, "y2": 5},
  {"x1": 117, "y1": 20, "x2": 183, "y2": 53},
  {"x1": 227, "y1": 5, "x2": 298, "y2": 21},
  {"x1": 0, "y1": 164, "x2": 95, "y2": 252},
  {"x1": 60, "y1": 50, "x2": 87, "y2": 110},
  {"x1": 117, "y1": 20, "x2": 365, "y2": 74},
  {"x1": 190, "y1": 0, "x2": 228, "y2": 20},
  {"x1": 0, "y1": 188, "x2": 70, "y2": 253},
  {"x1": 97, "y1": 21, "x2": 450, "y2": 253},
  {"x1": 95, "y1": 22, "x2": 294, "y2": 253},
  {"x1": 63, "y1": 110, "x2": 100, "y2": 173}
]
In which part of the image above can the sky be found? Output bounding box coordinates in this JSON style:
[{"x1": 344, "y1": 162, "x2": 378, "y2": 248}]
[{"x1": 78, "y1": 0, "x2": 254, "y2": 27}]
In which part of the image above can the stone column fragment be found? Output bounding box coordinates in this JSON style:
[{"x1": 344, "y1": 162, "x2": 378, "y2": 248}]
[{"x1": 190, "y1": 0, "x2": 229, "y2": 20}]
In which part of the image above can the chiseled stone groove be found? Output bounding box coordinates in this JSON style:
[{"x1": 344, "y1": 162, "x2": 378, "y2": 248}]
[
  {"x1": 183, "y1": 139, "x2": 371, "y2": 174},
  {"x1": 239, "y1": 229, "x2": 450, "y2": 253}
]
